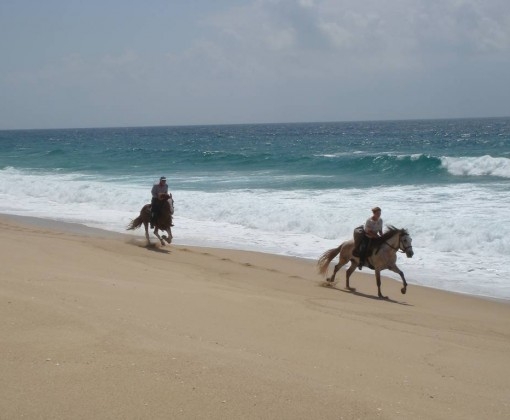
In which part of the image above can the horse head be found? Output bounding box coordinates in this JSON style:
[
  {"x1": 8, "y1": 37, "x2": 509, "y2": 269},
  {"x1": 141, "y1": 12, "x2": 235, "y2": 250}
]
[
  {"x1": 398, "y1": 229, "x2": 414, "y2": 258},
  {"x1": 381, "y1": 226, "x2": 414, "y2": 258}
]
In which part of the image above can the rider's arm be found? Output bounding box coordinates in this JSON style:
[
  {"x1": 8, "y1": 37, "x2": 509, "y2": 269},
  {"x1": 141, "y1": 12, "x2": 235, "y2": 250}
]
[{"x1": 377, "y1": 219, "x2": 383, "y2": 236}]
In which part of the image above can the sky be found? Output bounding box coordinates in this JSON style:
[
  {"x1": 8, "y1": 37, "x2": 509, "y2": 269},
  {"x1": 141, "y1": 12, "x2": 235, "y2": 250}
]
[{"x1": 1, "y1": 0, "x2": 510, "y2": 129}]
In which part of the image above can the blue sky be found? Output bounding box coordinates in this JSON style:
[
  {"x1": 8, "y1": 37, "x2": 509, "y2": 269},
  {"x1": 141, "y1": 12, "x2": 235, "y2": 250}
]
[{"x1": 1, "y1": 0, "x2": 509, "y2": 129}]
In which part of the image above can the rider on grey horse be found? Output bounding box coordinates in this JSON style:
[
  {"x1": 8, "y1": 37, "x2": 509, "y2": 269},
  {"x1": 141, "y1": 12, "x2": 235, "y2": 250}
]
[{"x1": 353, "y1": 206, "x2": 383, "y2": 270}]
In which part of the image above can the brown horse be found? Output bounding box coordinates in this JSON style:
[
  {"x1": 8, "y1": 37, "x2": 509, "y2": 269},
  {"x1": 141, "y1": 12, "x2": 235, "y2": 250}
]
[
  {"x1": 317, "y1": 226, "x2": 414, "y2": 299},
  {"x1": 127, "y1": 193, "x2": 174, "y2": 246}
]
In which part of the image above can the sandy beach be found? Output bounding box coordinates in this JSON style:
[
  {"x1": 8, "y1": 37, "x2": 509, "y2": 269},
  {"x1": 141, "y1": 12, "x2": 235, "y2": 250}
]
[{"x1": 1, "y1": 214, "x2": 509, "y2": 420}]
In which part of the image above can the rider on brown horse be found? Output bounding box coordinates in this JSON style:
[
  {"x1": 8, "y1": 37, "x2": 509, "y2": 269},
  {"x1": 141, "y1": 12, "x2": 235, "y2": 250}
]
[{"x1": 150, "y1": 176, "x2": 173, "y2": 228}]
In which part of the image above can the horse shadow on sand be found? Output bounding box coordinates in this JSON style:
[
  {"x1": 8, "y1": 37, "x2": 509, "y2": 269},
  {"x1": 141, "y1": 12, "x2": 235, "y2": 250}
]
[
  {"x1": 126, "y1": 238, "x2": 172, "y2": 254},
  {"x1": 320, "y1": 282, "x2": 413, "y2": 306}
]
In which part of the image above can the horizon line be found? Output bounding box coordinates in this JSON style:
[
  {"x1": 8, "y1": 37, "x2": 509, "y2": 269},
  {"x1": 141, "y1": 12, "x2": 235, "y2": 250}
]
[{"x1": 1, "y1": 114, "x2": 510, "y2": 132}]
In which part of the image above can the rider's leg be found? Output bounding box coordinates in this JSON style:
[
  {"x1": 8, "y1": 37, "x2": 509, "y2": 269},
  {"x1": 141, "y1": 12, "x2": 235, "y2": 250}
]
[
  {"x1": 150, "y1": 198, "x2": 159, "y2": 228},
  {"x1": 358, "y1": 236, "x2": 368, "y2": 269},
  {"x1": 352, "y1": 240, "x2": 360, "y2": 257}
]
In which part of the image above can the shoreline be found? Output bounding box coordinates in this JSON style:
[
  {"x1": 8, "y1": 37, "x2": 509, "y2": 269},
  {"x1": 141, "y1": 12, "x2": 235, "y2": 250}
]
[
  {"x1": 2, "y1": 213, "x2": 510, "y2": 419},
  {"x1": 3, "y1": 212, "x2": 508, "y2": 304}
]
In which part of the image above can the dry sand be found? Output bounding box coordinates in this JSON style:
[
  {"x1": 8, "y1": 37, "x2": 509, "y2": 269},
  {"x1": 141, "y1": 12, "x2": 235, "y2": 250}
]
[{"x1": 1, "y1": 214, "x2": 509, "y2": 419}]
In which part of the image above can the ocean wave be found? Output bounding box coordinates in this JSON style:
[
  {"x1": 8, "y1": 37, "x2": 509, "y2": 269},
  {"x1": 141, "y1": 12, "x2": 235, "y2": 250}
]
[
  {"x1": 45, "y1": 148, "x2": 67, "y2": 156},
  {"x1": 2, "y1": 165, "x2": 510, "y2": 299},
  {"x1": 317, "y1": 154, "x2": 444, "y2": 185},
  {"x1": 441, "y1": 156, "x2": 510, "y2": 179}
]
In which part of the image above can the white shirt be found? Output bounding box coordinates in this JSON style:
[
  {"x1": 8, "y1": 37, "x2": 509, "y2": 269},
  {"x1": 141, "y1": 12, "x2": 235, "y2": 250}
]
[
  {"x1": 364, "y1": 217, "x2": 383, "y2": 237},
  {"x1": 151, "y1": 183, "x2": 168, "y2": 198}
]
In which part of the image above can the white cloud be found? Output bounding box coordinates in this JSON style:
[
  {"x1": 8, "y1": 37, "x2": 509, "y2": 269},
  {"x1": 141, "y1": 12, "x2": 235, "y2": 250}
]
[
  {"x1": 205, "y1": 0, "x2": 510, "y2": 56},
  {"x1": 1, "y1": 0, "x2": 509, "y2": 128}
]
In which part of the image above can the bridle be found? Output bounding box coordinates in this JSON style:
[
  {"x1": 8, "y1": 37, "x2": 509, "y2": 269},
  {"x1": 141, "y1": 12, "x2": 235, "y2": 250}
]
[
  {"x1": 398, "y1": 233, "x2": 413, "y2": 254},
  {"x1": 385, "y1": 232, "x2": 412, "y2": 254}
]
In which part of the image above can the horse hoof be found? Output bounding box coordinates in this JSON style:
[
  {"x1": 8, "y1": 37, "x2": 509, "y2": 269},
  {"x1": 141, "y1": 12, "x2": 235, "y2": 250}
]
[{"x1": 401, "y1": 287, "x2": 407, "y2": 294}]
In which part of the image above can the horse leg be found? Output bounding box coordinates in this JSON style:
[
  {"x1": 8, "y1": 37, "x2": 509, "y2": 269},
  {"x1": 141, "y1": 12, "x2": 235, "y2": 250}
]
[
  {"x1": 327, "y1": 254, "x2": 349, "y2": 283},
  {"x1": 389, "y1": 264, "x2": 408, "y2": 294},
  {"x1": 327, "y1": 263, "x2": 341, "y2": 283},
  {"x1": 143, "y1": 222, "x2": 151, "y2": 245},
  {"x1": 345, "y1": 261, "x2": 357, "y2": 290},
  {"x1": 153, "y1": 228, "x2": 165, "y2": 246},
  {"x1": 161, "y1": 228, "x2": 173, "y2": 244},
  {"x1": 375, "y1": 270, "x2": 387, "y2": 299}
]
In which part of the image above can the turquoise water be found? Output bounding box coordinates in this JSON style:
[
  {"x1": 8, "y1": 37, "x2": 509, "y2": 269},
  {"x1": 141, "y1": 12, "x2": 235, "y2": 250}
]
[
  {"x1": 2, "y1": 118, "x2": 509, "y2": 188},
  {"x1": 1, "y1": 118, "x2": 510, "y2": 299}
]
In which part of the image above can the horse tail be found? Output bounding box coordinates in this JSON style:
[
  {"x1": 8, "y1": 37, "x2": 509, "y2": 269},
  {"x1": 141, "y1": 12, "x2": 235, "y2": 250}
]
[
  {"x1": 126, "y1": 215, "x2": 143, "y2": 231},
  {"x1": 127, "y1": 205, "x2": 150, "y2": 231},
  {"x1": 317, "y1": 242, "x2": 345, "y2": 275}
]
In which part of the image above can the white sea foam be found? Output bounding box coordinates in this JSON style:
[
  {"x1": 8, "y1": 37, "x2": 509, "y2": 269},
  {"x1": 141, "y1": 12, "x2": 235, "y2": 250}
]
[
  {"x1": 442, "y1": 155, "x2": 510, "y2": 178},
  {"x1": 1, "y1": 167, "x2": 509, "y2": 300}
]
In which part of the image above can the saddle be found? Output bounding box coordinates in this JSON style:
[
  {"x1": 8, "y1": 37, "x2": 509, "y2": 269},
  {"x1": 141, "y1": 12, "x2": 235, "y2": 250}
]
[
  {"x1": 354, "y1": 241, "x2": 377, "y2": 271},
  {"x1": 352, "y1": 236, "x2": 381, "y2": 269}
]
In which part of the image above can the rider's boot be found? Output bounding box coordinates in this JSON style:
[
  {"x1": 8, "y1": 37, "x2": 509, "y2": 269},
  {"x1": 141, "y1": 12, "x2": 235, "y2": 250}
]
[
  {"x1": 357, "y1": 243, "x2": 365, "y2": 269},
  {"x1": 358, "y1": 250, "x2": 365, "y2": 270}
]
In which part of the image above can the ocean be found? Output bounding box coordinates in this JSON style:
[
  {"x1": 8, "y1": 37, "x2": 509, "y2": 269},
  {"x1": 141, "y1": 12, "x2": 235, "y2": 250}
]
[{"x1": 1, "y1": 118, "x2": 509, "y2": 300}]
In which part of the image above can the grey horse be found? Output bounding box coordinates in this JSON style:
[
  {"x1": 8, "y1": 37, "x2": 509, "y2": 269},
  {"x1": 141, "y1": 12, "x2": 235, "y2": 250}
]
[{"x1": 317, "y1": 226, "x2": 414, "y2": 299}]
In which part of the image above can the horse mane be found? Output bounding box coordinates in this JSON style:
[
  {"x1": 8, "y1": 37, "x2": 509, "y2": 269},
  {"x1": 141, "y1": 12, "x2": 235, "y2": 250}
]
[
  {"x1": 374, "y1": 225, "x2": 408, "y2": 244},
  {"x1": 158, "y1": 193, "x2": 171, "y2": 200}
]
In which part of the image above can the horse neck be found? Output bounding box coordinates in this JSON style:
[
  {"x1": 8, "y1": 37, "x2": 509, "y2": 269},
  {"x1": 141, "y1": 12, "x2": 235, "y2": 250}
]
[{"x1": 384, "y1": 231, "x2": 401, "y2": 250}]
